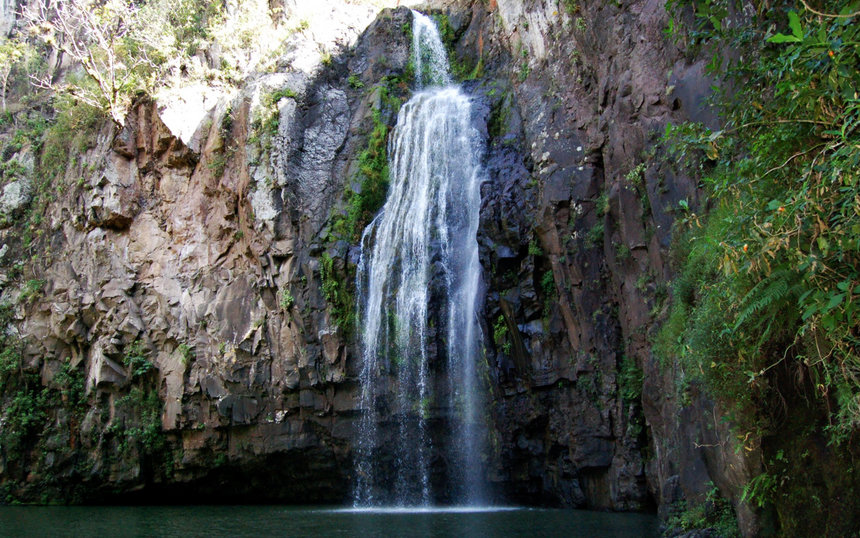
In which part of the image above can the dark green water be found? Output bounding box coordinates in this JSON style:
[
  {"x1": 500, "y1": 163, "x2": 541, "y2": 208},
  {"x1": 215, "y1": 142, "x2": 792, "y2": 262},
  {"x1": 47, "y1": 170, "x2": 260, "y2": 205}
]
[{"x1": 0, "y1": 505, "x2": 658, "y2": 537}]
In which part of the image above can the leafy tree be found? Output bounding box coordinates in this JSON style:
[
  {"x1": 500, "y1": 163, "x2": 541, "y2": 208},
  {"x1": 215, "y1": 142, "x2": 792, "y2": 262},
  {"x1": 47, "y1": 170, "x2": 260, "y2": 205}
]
[{"x1": 22, "y1": 0, "x2": 158, "y2": 125}]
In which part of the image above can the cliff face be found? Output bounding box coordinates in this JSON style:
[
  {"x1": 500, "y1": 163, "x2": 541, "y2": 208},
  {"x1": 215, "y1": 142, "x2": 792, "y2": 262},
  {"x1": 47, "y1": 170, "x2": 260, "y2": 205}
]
[
  {"x1": 450, "y1": 0, "x2": 757, "y2": 530},
  {"x1": 1, "y1": 0, "x2": 757, "y2": 532},
  {"x1": 0, "y1": 4, "x2": 416, "y2": 503}
]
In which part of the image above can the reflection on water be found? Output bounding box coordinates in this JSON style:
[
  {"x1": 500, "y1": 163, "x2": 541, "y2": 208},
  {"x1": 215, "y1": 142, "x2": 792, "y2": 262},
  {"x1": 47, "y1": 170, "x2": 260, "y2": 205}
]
[{"x1": 0, "y1": 505, "x2": 659, "y2": 537}]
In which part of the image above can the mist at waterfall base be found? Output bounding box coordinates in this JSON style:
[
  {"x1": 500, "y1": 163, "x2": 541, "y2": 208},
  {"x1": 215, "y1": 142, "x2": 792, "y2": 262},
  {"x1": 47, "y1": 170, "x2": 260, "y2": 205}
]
[
  {"x1": 352, "y1": 11, "x2": 486, "y2": 507},
  {"x1": 0, "y1": 505, "x2": 660, "y2": 537}
]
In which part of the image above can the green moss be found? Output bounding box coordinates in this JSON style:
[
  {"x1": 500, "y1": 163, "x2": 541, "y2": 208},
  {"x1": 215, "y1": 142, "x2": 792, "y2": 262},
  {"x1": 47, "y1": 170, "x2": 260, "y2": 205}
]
[{"x1": 487, "y1": 91, "x2": 512, "y2": 140}]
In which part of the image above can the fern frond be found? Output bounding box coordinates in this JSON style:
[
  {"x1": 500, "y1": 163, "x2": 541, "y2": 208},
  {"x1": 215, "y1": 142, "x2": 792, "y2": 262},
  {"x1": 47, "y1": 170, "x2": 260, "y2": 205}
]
[{"x1": 734, "y1": 267, "x2": 802, "y2": 331}]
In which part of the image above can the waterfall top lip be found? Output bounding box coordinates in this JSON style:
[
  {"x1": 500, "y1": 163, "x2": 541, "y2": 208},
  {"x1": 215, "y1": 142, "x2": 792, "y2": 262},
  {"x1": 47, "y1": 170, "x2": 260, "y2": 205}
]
[{"x1": 410, "y1": 9, "x2": 452, "y2": 89}]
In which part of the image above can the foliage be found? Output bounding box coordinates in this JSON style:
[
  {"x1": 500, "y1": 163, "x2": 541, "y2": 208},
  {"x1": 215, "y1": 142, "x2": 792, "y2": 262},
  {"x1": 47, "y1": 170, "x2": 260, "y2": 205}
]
[
  {"x1": 267, "y1": 88, "x2": 297, "y2": 104},
  {"x1": 320, "y1": 253, "x2": 355, "y2": 336},
  {"x1": 541, "y1": 270, "x2": 557, "y2": 320},
  {"x1": 563, "y1": 0, "x2": 580, "y2": 15},
  {"x1": 348, "y1": 74, "x2": 365, "y2": 89},
  {"x1": 0, "y1": 378, "x2": 49, "y2": 459},
  {"x1": 585, "y1": 220, "x2": 604, "y2": 249},
  {"x1": 40, "y1": 98, "x2": 104, "y2": 181},
  {"x1": 595, "y1": 190, "x2": 609, "y2": 216},
  {"x1": 110, "y1": 387, "x2": 165, "y2": 457},
  {"x1": 0, "y1": 38, "x2": 30, "y2": 112},
  {"x1": 248, "y1": 86, "x2": 297, "y2": 156},
  {"x1": 122, "y1": 340, "x2": 155, "y2": 379},
  {"x1": 541, "y1": 270, "x2": 555, "y2": 297},
  {"x1": 177, "y1": 343, "x2": 193, "y2": 365},
  {"x1": 279, "y1": 288, "x2": 295, "y2": 310},
  {"x1": 19, "y1": 279, "x2": 45, "y2": 303},
  {"x1": 493, "y1": 314, "x2": 512, "y2": 355},
  {"x1": 329, "y1": 104, "x2": 391, "y2": 243},
  {"x1": 660, "y1": 0, "x2": 860, "y2": 440},
  {"x1": 618, "y1": 355, "x2": 643, "y2": 403},
  {"x1": 23, "y1": 0, "x2": 161, "y2": 125},
  {"x1": 659, "y1": 0, "x2": 860, "y2": 532},
  {"x1": 666, "y1": 483, "x2": 740, "y2": 538},
  {"x1": 487, "y1": 90, "x2": 513, "y2": 140}
]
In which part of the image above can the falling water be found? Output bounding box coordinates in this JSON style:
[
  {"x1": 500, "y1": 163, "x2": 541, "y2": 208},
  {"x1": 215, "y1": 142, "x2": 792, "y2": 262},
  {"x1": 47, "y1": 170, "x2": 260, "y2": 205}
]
[{"x1": 353, "y1": 11, "x2": 486, "y2": 506}]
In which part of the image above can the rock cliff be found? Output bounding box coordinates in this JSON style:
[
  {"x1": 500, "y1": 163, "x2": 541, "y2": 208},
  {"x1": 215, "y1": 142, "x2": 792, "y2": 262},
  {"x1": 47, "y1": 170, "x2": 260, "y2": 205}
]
[{"x1": 0, "y1": 0, "x2": 759, "y2": 534}]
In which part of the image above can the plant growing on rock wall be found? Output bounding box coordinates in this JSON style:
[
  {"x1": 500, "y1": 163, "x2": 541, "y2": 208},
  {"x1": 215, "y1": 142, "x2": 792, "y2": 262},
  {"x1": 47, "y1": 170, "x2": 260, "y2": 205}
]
[
  {"x1": 320, "y1": 253, "x2": 355, "y2": 336},
  {"x1": 661, "y1": 0, "x2": 860, "y2": 440},
  {"x1": 123, "y1": 340, "x2": 154, "y2": 379},
  {"x1": 109, "y1": 386, "x2": 165, "y2": 459},
  {"x1": 330, "y1": 105, "x2": 391, "y2": 243},
  {"x1": 660, "y1": 0, "x2": 860, "y2": 533},
  {"x1": 279, "y1": 288, "x2": 295, "y2": 310},
  {"x1": 493, "y1": 315, "x2": 512, "y2": 355}
]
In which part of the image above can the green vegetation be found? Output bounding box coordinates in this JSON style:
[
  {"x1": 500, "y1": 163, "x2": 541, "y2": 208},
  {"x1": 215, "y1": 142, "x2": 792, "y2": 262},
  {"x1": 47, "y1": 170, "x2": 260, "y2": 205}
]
[
  {"x1": 584, "y1": 220, "x2": 604, "y2": 249},
  {"x1": 329, "y1": 106, "x2": 391, "y2": 243},
  {"x1": 487, "y1": 90, "x2": 513, "y2": 140},
  {"x1": 19, "y1": 279, "x2": 45, "y2": 303},
  {"x1": 248, "y1": 86, "x2": 298, "y2": 156},
  {"x1": 16, "y1": 0, "x2": 310, "y2": 125},
  {"x1": 618, "y1": 355, "x2": 643, "y2": 403},
  {"x1": 595, "y1": 190, "x2": 609, "y2": 217},
  {"x1": 279, "y1": 288, "x2": 295, "y2": 310},
  {"x1": 0, "y1": 38, "x2": 29, "y2": 113},
  {"x1": 122, "y1": 340, "x2": 155, "y2": 379},
  {"x1": 177, "y1": 343, "x2": 193, "y2": 365},
  {"x1": 667, "y1": 483, "x2": 740, "y2": 537},
  {"x1": 541, "y1": 269, "x2": 557, "y2": 320},
  {"x1": 660, "y1": 0, "x2": 860, "y2": 533},
  {"x1": 40, "y1": 99, "x2": 103, "y2": 180},
  {"x1": 319, "y1": 77, "x2": 408, "y2": 337},
  {"x1": 348, "y1": 74, "x2": 365, "y2": 89},
  {"x1": 563, "y1": 0, "x2": 580, "y2": 15},
  {"x1": 320, "y1": 253, "x2": 355, "y2": 335},
  {"x1": 0, "y1": 295, "x2": 88, "y2": 482},
  {"x1": 493, "y1": 314, "x2": 512, "y2": 355},
  {"x1": 432, "y1": 12, "x2": 483, "y2": 81},
  {"x1": 109, "y1": 387, "x2": 165, "y2": 459},
  {"x1": 518, "y1": 61, "x2": 530, "y2": 82}
]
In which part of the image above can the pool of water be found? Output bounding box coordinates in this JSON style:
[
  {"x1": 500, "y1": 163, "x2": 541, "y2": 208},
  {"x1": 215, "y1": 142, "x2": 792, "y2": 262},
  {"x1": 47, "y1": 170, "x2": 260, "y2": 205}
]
[{"x1": 0, "y1": 505, "x2": 659, "y2": 537}]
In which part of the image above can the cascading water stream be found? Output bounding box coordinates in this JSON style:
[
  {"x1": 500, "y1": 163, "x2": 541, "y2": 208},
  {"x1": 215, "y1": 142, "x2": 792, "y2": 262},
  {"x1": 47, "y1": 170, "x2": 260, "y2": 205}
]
[{"x1": 353, "y1": 11, "x2": 486, "y2": 507}]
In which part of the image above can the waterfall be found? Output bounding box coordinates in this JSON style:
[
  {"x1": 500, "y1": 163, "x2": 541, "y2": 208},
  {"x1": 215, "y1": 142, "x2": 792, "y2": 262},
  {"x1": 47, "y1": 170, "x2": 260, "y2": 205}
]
[{"x1": 353, "y1": 10, "x2": 486, "y2": 507}]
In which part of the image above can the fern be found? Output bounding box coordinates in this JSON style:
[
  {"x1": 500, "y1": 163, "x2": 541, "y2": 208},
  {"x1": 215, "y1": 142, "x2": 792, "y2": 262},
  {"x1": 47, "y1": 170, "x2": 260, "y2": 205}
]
[{"x1": 734, "y1": 267, "x2": 804, "y2": 333}]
